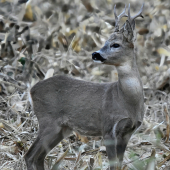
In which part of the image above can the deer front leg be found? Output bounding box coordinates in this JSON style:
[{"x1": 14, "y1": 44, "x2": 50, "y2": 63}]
[
  {"x1": 104, "y1": 118, "x2": 135, "y2": 170},
  {"x1": 104, "y1": 133, "x2": 118, "y2": 170}
]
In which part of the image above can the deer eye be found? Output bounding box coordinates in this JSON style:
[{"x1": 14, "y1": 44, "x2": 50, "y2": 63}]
[{"x1": 111, "y1": 43, "x2": 120, "y2": 48}]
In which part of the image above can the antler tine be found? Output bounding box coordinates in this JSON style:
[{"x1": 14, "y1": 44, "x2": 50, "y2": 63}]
[
  {"x1": 114, "y1": 5, "x2": 118, "y2": 20},
  {"x1": 114, "y1": 5, "x2": 128, "y2": 31},
  {"x1": 114, "y1": 5, "x2": 119, "y2": 31},
  {"x1": 128, "y1": 3, "x2": 144, "y2": 29},
  {"x1": 128, "y1": 4, "x2": 131, "y2": 22},
  {"x1": 118, "y1": 5, "x2": 128, "y2": 22}
]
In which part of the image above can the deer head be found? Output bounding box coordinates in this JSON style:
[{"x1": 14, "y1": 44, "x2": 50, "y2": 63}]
[{"x1": 92, "y1": 4, "x2": 144, "y2": 66}]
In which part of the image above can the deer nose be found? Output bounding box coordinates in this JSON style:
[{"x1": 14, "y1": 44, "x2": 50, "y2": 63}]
[{"x1": 92, "y1": 52, "x2": 106, "y2": 62}]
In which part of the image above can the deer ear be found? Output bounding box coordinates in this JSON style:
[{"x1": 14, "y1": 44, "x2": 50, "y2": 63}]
[{"x1": 123, "y1": 20, "x2": 133, "y2": 42}]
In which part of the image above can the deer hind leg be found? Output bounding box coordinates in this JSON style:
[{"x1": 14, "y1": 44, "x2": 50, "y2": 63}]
[
  {"x1": 25, "y1": 122, "x2": 72, "y2": 170},
  {"x1": 104, "y1": 118, "x2": 135, "y2": 170}
]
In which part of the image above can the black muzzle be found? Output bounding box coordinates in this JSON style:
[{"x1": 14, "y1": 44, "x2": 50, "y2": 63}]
[{"x1": 92, "y1": 52, "x2": 106, "y2": 62}]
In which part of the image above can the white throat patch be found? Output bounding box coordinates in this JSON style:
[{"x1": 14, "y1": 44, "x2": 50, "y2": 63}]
[{"x1": 93, "y1": 60, "x2": 103, "y2": 63}]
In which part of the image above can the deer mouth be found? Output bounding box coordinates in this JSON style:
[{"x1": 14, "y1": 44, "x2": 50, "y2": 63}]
[{"x1": 92, "y1": 52, "x2": 106, "y2": 63}]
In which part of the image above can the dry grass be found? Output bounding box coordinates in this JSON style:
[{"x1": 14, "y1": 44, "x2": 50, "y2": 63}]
[{"x1": 0, "y1": 0, "x2": 170, "y2": 169}]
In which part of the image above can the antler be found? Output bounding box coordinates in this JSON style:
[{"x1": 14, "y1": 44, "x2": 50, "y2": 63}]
[
  {"x1": 114, "y1": 5, "x2": 128, "y2": 32},
  {"x1": 128, "y1": 3, "x2": 144, "y2": 30}
]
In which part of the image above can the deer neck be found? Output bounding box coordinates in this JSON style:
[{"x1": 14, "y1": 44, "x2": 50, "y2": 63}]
[{"x1": 116, "y1": 53, "x2": 143, "y2": 103}]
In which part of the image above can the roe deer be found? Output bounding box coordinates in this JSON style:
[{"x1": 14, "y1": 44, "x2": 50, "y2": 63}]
[{"x1": 25, "y1": 4, "x2": 144, "y2": 170}]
